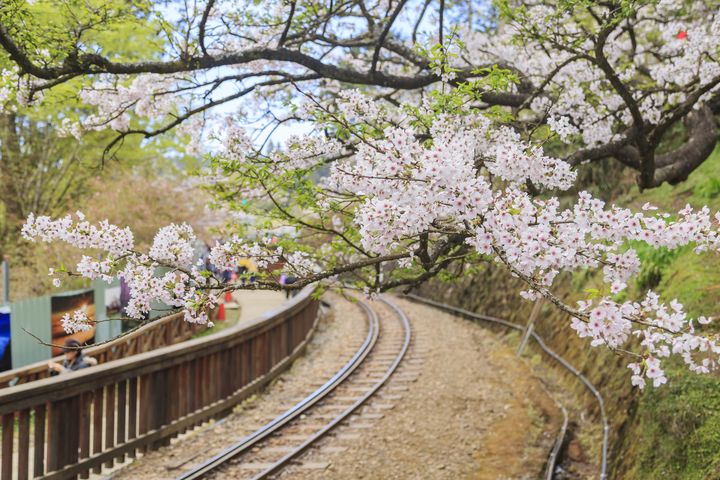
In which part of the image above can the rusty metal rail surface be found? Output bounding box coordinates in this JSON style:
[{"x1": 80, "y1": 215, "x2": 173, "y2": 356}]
[
  {"x1": 0, "y1": 286, "x2": 320, "y2": 480},
  {"x1": 404, "y1": 294, "x2": 609, "y2": 480},
  {"x1": 0, "y1": 312, "x2": 205, "y2": 389},
  {"x1": 179, "y1": 295, "x2": 412, "y2": 480}
]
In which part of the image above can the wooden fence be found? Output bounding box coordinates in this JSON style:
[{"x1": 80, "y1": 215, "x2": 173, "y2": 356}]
[
  {"x1": 0, "y1": 287, "x2": 319, "y2": 480},
  {"x1": 0, "y1": 311, "x2": 205, "y2": 389}
]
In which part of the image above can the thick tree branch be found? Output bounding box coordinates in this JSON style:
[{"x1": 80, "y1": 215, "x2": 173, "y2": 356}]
[
  {"x1": 651, "y1": 106, "x2": 718, "y2": 187},
  {"x1": 566, "y1": 128, "x2": 637, "y2": 166},
  {"x1": 198, "y1": 0, "x2": 216, "y2": 56},
  {"x1": 278, "y1": 0, "x2": 296, "y2": 47},
  {"x1": 0, "y1": 19, "x2": 528, "y2": 107},
  {"x1": 371, "y1": 0, "x2": 409, "y2": 73}
]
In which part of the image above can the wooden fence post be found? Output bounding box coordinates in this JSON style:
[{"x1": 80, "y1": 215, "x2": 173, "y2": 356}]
[{"x1": 517, "y1": 299, "x2": 543, "y2": 357}]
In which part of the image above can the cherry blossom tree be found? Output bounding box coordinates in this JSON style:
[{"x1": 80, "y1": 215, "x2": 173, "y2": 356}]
[{"x1": 4, "y1": 0, "x2": 720, "y2": 388}]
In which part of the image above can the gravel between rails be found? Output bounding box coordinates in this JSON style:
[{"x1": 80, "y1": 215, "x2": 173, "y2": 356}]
[
  {"x1": 107, "y1": 292, "x2": 367, "y2": 480},
  {"x1": 275, "y1": 296, "x2": 562, "y2": 480}
]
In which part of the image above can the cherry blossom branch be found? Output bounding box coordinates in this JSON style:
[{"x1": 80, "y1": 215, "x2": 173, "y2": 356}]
[{"x1": 198, "y1": 0, "x2": 216, "y2": 56}]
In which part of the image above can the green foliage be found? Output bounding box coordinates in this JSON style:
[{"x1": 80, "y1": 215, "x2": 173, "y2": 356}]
[
  {"x1": 630, "y1": 362, "x2": 720, "y2": 479},
  {"x1": 0, "y1": 0, "x2": 162, "y2": 66},
  {"x1": 656, "y1": 250, "x2": 720, "y2": 319},
  {"x1": 694, "y1": 176, "x2": 720, "y2": 201},
  {"x1": 411, "y1": 38, "x2": 518, "y2": 122},
  {"x1": 629, "y1": 241, "x2": 688, "y2": 291}
]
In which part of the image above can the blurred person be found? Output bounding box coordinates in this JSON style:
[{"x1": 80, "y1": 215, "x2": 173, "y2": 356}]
[
  {"x1": 280, "y1": 273, "x2": 298, "y2": 298},
  {"x1": 238, "y1": 258, "x2": 257, "y2": 285},
  {"x1": 201, "y1": 241, "x2": 214, "y2": 273},
  {"x1": 48, "y1": 339, "x2": 96, "y2": 374}
]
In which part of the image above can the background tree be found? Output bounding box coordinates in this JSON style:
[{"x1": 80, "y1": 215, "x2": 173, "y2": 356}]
[
  {"x1": 0, "y1": 113, "x2": 176, "y2": 253},
  {"x1": 0, "y1": 0, "x2": 202, "y2": 299},
  {"x1": 11, "y1": 170, "x2": 211, "y2": 299},
  {"x1": 6, "y1": 0, "x2": 720, "y2": 389}
]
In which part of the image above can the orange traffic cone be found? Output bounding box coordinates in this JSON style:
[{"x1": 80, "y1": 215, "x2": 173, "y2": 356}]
[
  {"x1": 217, "y1": 303, "x2": 226, "y2": 321},
  {"x1": 224, "y1": 291, "x2": 233, "y2": 303}
]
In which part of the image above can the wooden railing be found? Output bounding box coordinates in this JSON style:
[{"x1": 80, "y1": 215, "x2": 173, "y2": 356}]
[
  {"x1": 0, "y1": 287, "x2": 319, "y2": 480},
  {"x1": 0, "y1": 312, "x2": 206, "y2": 389}
]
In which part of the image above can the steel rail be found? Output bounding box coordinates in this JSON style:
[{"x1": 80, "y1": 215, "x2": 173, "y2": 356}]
[
  {"x1": 404, "y1": 293, "x2": 609, "y2": 480},
  {"x1": 545, "y1": 404, "x2": 569, "y2": 480},
  {"x1": 249, "y1": 295, "x2": 412, "y2": 479},
  {"x1": 530, "y1": 327, "x2": 609, "y2": 480},
  {"x1": 177, "y1": 299, "x2": 380, "y2": 480}
]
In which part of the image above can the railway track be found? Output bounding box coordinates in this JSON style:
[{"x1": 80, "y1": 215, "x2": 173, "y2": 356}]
[{"x1": 177, "y1": 295, "x2": 412, "y2": 479}]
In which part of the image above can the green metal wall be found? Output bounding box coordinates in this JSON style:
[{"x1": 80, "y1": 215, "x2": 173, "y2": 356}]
[
  {"x1": 9, "y1": 295, "x2": 51, "y2": 368},
  {"x1": 8, "y1": 280, "x2": 122, "y2": 368}
]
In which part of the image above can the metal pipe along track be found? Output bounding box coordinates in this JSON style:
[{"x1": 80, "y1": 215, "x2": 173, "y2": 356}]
[{"x1": 404, "y1": 293, "x2": 608, "y2": 480}]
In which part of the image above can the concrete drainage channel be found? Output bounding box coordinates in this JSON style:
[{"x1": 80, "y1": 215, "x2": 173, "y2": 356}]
[{"x1": 404, "y1": 293, "x2": 609, "y2": 480}]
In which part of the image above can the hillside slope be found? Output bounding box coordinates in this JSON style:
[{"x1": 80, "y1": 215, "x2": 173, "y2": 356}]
[{"x1": 417, "y1": 144, "x2": 720, "y2": 479}]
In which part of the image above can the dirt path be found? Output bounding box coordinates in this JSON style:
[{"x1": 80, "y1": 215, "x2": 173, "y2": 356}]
[{"x1": 107, "y1": 294, "x2": 562, "y2": 479}]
